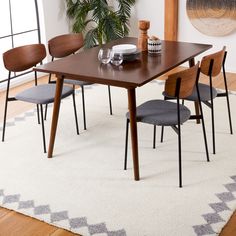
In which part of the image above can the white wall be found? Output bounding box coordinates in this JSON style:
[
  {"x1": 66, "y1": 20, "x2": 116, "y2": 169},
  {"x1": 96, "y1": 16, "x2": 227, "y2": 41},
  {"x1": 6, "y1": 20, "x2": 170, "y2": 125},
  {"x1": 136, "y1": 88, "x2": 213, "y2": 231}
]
[
  {"x1": 129, "y1": 0, "x2": 165, "y2": 40},
  {"x1": 40, "y1": 0, "x2": 164, "y2": 45},
  {"x1": 41, "y1": 0, "x2": 69, "y2": 43},
  {"x1": 129, "y1": 0, "x2": 236, "y2": 72}
]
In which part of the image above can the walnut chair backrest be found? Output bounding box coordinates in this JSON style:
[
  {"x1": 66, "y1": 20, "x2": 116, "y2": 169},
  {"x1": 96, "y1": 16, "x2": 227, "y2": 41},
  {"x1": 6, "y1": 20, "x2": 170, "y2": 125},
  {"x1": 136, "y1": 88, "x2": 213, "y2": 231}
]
[
  {"x1": 165, "y1": 62, "x2": 200, "y2": 99},
  {"x1": 3, "y1": 44, "x2": 46, "y2": 72},
  {"x1": 48, "y1": 33, "x2": 84, "y2": 58},
  {"x1": 200, "y1": 46, "x2": 226, "y2": 77}
]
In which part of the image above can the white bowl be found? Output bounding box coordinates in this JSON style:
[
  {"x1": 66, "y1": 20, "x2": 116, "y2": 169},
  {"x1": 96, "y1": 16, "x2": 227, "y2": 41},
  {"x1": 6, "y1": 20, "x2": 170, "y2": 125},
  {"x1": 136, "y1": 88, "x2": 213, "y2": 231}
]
[{"x1": 112, "y1": 44, "x2": 137, "y2": 54}]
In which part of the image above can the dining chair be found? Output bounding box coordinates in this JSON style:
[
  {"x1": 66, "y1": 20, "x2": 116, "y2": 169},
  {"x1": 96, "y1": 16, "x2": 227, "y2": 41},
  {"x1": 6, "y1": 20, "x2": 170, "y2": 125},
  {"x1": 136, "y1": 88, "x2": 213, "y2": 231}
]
[
  {"x1": 124, "y1": 63, "x2": 209, "y2": 187},
  {"x1": 161, "y1": 47, "x2": 233, "y2": 154},
  {"x1": 46, "y1": 33, "x2": 113, "y2": 130},
  {"x1": 1, "y1": 44, "x2": 79, "y2": 153}
]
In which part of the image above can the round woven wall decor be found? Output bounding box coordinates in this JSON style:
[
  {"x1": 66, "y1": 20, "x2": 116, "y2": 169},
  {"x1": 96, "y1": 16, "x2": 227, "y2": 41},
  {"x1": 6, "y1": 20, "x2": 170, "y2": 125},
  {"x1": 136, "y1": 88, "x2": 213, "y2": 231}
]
[{"x1": 186, "y1": 0, "x2": 236, "y2": 36}]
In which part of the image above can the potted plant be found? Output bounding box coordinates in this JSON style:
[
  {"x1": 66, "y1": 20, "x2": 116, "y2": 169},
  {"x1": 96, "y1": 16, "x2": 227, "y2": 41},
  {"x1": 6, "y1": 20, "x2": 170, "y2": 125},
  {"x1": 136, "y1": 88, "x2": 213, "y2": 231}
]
[{"x1": 65, "y1": 0, "x2": 136, "y2": 48}]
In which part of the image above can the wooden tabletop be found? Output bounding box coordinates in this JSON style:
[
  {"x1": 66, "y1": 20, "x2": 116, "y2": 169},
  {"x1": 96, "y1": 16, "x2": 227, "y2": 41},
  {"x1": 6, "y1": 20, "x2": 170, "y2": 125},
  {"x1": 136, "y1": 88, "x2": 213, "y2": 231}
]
[{"x1": 35, "y1": 37, "x2": 212, "y2": 88}]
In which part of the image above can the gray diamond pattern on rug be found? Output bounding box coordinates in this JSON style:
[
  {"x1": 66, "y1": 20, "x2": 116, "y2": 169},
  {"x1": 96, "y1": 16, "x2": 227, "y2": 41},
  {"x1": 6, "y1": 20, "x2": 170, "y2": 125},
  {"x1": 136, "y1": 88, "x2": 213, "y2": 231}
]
[
  {"x1": 193, "y1": 224, "x2": 216, "y2": 235},
  {"x1": 216, "y1": 192, "x2": 235, "y2": 202},
  {"x1": 0, "y1": 89, "x2": 126, "y2": 235},
  {"x1": 3, "y1": 194, "x2": 20, "y2": 204},
  {"x1": 0, "y1": 189, "x2": 126, "y2": 235},
  {"x1": 18, "y1": 200, "x2": 35, "y2": 209},
  {"x1": 0, "y1": 189, "x2": 4, "y2": 196},
  {"x1": 51, "y1": 211, "x2": 69, "y2": 222},
  {"x1": 107, "y1": 230, "x2": 126, "y2": 236},
  {"x1": 224, "y1": 182, "x2": 236, "y2": 192},
  {"x1": 202, "y1": 213, "x2": 224, "y2": 224},
  {"x1": 0, "y1": 101, "x2": 55, "y2": 132},
  {"x1": 34, "y1": 205, "x2": 51, "y2": 215},
  {"x1": 0, "y1": 122, "x2": 15, "y2": 131},
  {"x1": 1, "y1": 86, "x2": 236, "y2": 236},
  {"x1": 193, "y1": 176, "x2": 236, "y2": 236},
  {"x1": 88, "y1": 223, "x2": 108, "y2": 235},
  {"x1": 70, "y1": 217, "x2": 88, "y2": 228},
  {"x1": 209, "y1": 202, "x2": 230, "y2": 213},
  {"x1": 0, "y1": 107, "x2": 39, "y2": 131}
]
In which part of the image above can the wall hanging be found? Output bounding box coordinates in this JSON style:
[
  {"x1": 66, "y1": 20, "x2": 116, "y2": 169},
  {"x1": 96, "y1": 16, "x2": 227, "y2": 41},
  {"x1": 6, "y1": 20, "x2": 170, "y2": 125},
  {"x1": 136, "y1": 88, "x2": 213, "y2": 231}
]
[{"x1": 186, "y1": 0, "x2": 236, "y2": 36}]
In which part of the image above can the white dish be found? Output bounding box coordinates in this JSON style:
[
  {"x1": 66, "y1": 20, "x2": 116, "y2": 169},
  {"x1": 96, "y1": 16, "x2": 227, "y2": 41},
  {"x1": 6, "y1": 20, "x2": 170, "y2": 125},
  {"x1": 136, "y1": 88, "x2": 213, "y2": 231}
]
[{"x1": 112, "y1": 44, "x2": 137, "y2": 54}]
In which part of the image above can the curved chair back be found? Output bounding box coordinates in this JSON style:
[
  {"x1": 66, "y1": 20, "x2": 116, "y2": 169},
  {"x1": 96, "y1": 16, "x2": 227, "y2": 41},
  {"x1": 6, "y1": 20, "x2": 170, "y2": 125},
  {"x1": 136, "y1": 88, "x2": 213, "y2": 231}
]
[
  {"x1": 3, "y1": 44, "x2": 46, "y2": 72},
  {"x1": 48, "y1": 33, "x2": 84, "y2": 58},
  {"x1": 165, "y1": 62, "x2": 200, "y2": 99},
  {"x1": 200, "y1": 46, "x2": 226, "y2": 77}
]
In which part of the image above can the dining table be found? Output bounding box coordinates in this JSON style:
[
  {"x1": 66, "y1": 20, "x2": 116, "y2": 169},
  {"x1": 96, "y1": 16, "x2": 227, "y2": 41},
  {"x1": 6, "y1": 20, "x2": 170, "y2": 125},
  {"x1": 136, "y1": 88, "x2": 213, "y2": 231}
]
[{"x1": 34, "y1": 37, "x2": 212, "y2": 181}]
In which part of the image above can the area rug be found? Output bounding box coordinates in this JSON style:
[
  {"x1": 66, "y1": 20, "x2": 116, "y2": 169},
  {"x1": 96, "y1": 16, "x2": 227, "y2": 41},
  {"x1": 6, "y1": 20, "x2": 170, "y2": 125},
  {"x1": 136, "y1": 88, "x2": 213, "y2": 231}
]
[{"x1": 0, "y1": 81, "x2": 236, "y2": 236}]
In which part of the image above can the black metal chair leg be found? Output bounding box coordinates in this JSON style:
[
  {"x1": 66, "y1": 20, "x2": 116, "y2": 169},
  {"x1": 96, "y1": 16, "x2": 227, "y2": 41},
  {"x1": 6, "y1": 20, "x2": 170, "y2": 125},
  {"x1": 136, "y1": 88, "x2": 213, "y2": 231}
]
[
  {"x1": 72, "y1": 91, "x2": 79, "y2": 135},
  {"x1": 177, "y1": 97, "x2": 182, "y2": 188},
  {"x1": 40, "y1": 104, "x2": 47, "y2": 153},
  {"x1": 160, "y1": 96, "x2": 168, "y2": 143},
  {"x1": 211, "y1": 102, "x2": 216, "y2": 154},
  {"x1": 199, "y1": 102, "x2": 210, "y2": 162},
  {"x1": 160, "y1": 126, "x2": 164, "y2": 143},
  {"x1": 178, "y1": 126, "x2": 182, "y2": 188},
  {"x1": 81, "y1": 86, "x2": 87, "y2": 130},
  {"x1": 2, "y1": 75, "x2": 11, "y2": 142},
  {"x1": 208, "y1": 70, "x2": 216, "y2": 154},
  {"x1": 124, "y1": 119, "x2": 129, "y2": 170},
  {"x1": 108, "y1": 85, "x2": 113, "y2": 115},
  {"x1": 223, "y1": 59, "x2": 233, "y2": 135},
  {"x1": 153, "y1": 125, "x2": 156, "y2": 149},
  {"x1": 36, "y1": 104, "x2": 40, "y2": 124},
  {"x1": 2, "y1": 100, "x2": 9, "y2": 142},
  {"x1": 44, "y1": 104, "x2": 48, "y2": 121},
  {"x1": 226, "y1": 93, "x2": 233, "y2": 134},
  {"x1": 44, "y1": 71, "x2": 53, "y2": 121}
]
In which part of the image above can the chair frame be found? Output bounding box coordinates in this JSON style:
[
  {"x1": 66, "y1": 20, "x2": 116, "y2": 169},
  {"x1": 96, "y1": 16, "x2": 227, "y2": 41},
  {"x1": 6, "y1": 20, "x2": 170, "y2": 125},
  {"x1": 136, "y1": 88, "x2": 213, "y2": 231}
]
[
  {"x1": 45, "y1": 33, "x2": 113, "y2": 130},
  {"x1": 160, "y1": 49, "x2": 233, "y2": 155},
  {"x1": 2, "y1": 44, "x2": 79, "y2": 153},
  {"x1": 124, "y1": 65, "x2": 209, "y2": 187},
  {"x1": 2, "y1": 44, "x2": 46, "y2": 145},
  {"x1": 202, "y1": 51, "x2": 233, "y2": 154}
]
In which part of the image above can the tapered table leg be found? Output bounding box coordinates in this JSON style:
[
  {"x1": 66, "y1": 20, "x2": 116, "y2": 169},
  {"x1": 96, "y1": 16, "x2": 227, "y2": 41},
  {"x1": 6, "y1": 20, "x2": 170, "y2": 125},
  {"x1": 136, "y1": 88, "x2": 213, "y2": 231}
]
[
  {"x1": 48, "y1": 75, "x2": 64, "y2": 158},
  {"x1": 189, "y1": 58, "x2": 200, "y2": 124},
  {"x1": 127, "y1": 88, "x2": 140, "y2": 181}
]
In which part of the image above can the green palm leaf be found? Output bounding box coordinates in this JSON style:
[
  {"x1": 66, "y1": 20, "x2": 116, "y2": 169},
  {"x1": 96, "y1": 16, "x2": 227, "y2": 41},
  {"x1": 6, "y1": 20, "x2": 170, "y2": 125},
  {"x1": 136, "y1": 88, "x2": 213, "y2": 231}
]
[
  {"x1": 84, "y1": 28, "x2": 99, "y2": 48},
  {"x1": 102, "y1": 12, "x2": 123, "y2": 42},
  {"x1": 65, "y1": 0, "x2": 136, "y2": 48}
]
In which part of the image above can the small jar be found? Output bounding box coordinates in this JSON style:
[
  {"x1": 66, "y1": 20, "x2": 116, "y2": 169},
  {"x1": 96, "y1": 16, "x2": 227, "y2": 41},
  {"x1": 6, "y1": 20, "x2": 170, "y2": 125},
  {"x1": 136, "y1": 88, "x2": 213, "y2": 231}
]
[{"x1": 147, "y1": 38, "x2": 161, "y2": 54}]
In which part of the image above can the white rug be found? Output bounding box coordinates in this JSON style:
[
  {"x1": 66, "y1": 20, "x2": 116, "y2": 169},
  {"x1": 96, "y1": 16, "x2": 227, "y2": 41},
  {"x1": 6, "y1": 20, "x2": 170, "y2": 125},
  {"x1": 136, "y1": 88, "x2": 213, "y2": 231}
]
[{"x1": 0, "y1": 81, "x2": 236, "y2": 236}]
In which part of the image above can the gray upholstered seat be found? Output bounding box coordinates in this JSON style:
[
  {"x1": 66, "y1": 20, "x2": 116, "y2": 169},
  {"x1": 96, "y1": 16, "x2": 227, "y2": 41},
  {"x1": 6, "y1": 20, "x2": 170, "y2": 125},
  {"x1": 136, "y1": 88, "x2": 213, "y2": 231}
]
[
  {"x1": 124, "y1": 63, "x2": 210, "y2": 188},
  {"x1": 186, "y1": 83, "x2": 217, "y2": 101},
  {"x1": 163, "y1": 83, "x2": 217, "y2": 102},
  {"x1": 15, "y1": 84, "x2": 73, "y2": 104},
  {"x1": 64, "y1": 78, "x2": 93, "y2": 87},
  {"x1": 2, "y1": 44, "x2": 79, "y2": 154},
  {"x1": 126, "y1": 100, "x2": 191, "y2": 126}
]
